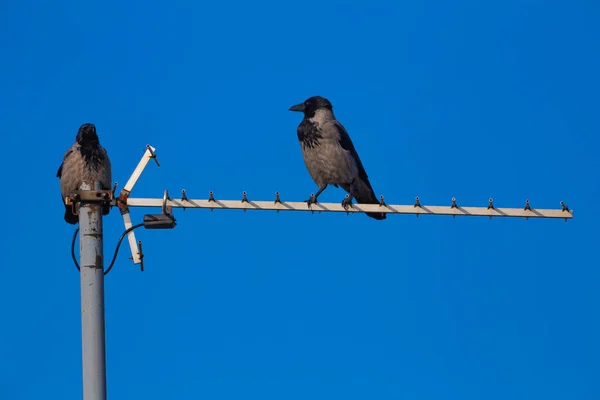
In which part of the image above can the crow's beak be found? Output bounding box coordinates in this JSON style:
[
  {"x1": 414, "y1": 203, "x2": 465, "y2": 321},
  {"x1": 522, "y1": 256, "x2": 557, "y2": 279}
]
[{"x1": 289, "y1": 103, "x2": 305, "y2": 112}]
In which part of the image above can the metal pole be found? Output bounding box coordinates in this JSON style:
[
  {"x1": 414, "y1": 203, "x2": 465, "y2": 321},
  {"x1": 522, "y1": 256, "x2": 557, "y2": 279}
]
[{"x1": 79, "y1": 181, "x2": 107, "y2": 400}]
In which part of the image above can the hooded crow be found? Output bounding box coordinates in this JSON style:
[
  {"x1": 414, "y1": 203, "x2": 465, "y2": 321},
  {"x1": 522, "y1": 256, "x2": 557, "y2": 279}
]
[
  {"x1": 289, "y1": 96, "x2": 386, "y2": 220},
  {"x1": 56, "y1": 123, "x2": 112, "y2": 224}
]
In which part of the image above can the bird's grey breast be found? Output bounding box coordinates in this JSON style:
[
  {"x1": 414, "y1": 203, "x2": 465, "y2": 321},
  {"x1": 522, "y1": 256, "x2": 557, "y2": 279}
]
[
  {"x1": 297, "y1": 116, "x2": 357, "y2": 186},
  {"x1": 60, "y1": 144, "x2": 112, "y2": 196}
]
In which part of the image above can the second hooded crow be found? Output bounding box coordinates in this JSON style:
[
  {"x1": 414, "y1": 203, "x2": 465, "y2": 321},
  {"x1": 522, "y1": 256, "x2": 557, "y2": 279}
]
[{"x1": 57, "y1": 123, "x2": 112, "y2": 224}]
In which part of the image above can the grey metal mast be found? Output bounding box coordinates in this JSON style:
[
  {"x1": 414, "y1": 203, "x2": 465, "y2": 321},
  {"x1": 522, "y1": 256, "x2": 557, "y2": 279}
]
[{"x1": 78, "y1": 180, "x2": 107, "y2": 400}]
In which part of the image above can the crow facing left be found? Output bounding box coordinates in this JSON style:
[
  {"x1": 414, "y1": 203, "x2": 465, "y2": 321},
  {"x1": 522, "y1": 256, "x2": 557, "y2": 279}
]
[
  {"x1": 56, "y1": 123, "x2": 112, "y2": 224},
  {"x1": 289, "y1": 96, "x2": 386, "y2": 220}
]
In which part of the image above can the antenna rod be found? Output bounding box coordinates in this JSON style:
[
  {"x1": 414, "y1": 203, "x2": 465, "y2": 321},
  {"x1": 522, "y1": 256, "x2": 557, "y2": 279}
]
[
  {"x1": 122, "y1": 196, "x2": 573, "y2": 219},
  {"x1": 79, "y1": 181, "x2": 107, "y2": 400}
]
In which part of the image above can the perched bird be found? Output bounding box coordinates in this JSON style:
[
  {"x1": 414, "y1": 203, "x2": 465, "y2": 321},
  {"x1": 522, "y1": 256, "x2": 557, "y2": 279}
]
[
  {"x1": 56, "y1": 123, "x2": 112, "y2": 224},
  {"x1": 289, "y1": 96, "x2": 386, "y2": 220}
]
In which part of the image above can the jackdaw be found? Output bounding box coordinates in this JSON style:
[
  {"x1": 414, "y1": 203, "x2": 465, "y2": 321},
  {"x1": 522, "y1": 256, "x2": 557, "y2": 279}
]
[
  {"x1": 289, "y1": 96, "x2": 386, "y2": 220},
  {"x1": 56, "y1": 123, "x2": 112, "y2": 224}
]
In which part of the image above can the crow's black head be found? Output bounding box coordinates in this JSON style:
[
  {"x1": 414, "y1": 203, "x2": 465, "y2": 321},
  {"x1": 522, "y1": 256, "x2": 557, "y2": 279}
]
[
  {"x1": 289, "y1": 96, "x2": 333, "y2": 117},
  {"x1": 76, "y1": 123, "x2": 99, "y2": 145}
]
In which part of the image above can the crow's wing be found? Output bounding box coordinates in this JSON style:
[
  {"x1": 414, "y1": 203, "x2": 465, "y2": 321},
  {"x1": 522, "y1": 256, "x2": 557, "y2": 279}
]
[
  {"x1": 56, "y1": 148, "x2": 74, "y2": 178},
  {"x1": 98, "y1": 145, "x2": 112, "y2": 190},
  {"x1": 333, "y1": 120, "x2": 370, "y2": 185}
]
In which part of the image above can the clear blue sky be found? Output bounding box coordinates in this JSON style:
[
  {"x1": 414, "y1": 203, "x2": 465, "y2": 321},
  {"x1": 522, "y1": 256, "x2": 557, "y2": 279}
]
[{"x1": 0, "y1": 1, "x2": 598, "y2": 399}]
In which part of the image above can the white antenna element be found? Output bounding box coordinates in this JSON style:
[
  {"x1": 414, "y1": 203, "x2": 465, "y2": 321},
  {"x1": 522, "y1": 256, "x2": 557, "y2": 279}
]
[
  {"x1": 116, "y1": 145, "x2": 574, "y2": 264},
  {"x1": 116, "y1": 145, "x2": 160, "y2": 264},
  {"x1": 126, "y1": 196, "x2": 572, "y2": 219}
]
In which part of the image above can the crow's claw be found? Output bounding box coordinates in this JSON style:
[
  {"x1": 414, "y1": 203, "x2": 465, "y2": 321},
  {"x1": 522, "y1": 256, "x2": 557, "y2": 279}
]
[
  {"x1": 305, "y1": 194, "x2": 317, "y2": 208},
  {"x1": 341, "y1": 196, "x2": 353, "y2": 210}
]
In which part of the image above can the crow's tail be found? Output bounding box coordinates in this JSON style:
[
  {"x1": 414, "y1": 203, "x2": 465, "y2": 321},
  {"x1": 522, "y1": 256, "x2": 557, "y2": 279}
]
[
  {"x1": 64, "y1": 205, "x2": 78, "y2": 225},
  {"x1": 63, "y1": 203, "x2": 110, "y2": 224},
  {"x1": 348, "y1": 178, "x2": 387, "y2": 220}
]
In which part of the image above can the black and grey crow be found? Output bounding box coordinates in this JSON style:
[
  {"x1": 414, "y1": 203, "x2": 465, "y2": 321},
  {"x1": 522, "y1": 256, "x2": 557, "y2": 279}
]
[
  {"x1": 56, "y1": 123, "x2": 112, "y2": 224},
  {"x1": 289, "y1": 96, "x2": 386, "y2": 220}
]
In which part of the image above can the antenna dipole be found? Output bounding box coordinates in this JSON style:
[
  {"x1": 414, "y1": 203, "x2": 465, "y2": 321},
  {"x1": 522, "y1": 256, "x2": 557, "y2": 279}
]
[
  {"x1": 125, "y1": 193, "x2": 572, "y2": 219},
  {"x1": 111, "y1": 145, "x2": 573, "y2": 266}
]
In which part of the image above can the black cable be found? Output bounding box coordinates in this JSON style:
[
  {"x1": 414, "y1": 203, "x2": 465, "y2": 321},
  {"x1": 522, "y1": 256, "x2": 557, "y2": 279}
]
[
  {"x1": 104, "y1": 223, "x2": 144, "y2": 275},
  {"x1": 71, "y1": 227, "x2": 81, "y2": 272},
  {"x1": 71, "y1": 223, "x2": 145, "y2": 275}
]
